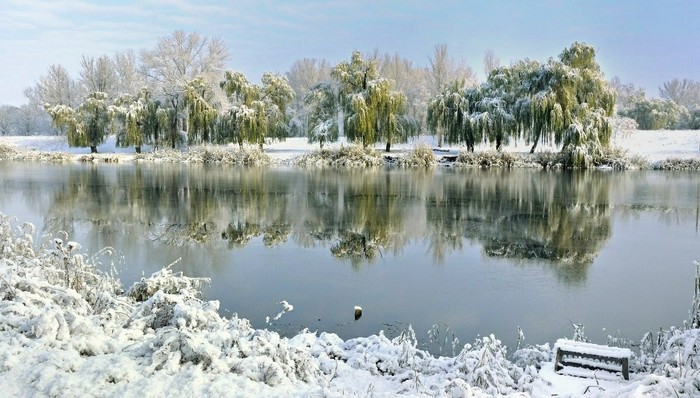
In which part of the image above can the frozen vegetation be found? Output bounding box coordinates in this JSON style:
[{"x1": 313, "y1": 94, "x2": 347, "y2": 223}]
[{"x1": 0, "y1": 212, "x2": 699, "y2": 396}]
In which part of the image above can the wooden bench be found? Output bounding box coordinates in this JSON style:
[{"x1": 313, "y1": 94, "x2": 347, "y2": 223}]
[{"x1": 554, "y1": 339, "x2": 631, "y2": 381}]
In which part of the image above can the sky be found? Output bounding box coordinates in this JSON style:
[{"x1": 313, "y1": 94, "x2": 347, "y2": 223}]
[{"x1": 1, "y1": 0, "x2": 699, "y2": 106}]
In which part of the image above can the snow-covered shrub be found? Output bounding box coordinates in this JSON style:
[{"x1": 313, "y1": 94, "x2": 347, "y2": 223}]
[
  {"x1": 8, "y1": 150, "x2": 71, "y2": 162},
  {"x1": 0, "y1": 143, "x2": 17, "y2": 159},
  {"x1": 571, "y1": 323, "x2": 589, "y2": 342},
  {"x1": 76, "y1": 154, "x2": 121, "y2": 163},
  {"x1": 127, "y1": 262, "x2": 209, "y2": 302},
  {"x1": 295, "y1": 144, "x2": 383, "y2": 168},
  {"x1": 456, "y1": 150, "x2": 518, "y2": 168},
  {"x1": 454, "y1": 335, "x2": 518, "y2": 395},
  {"x1": 593, "y1": 146, "x2": 649, "y2": 170},
  {"x1": 397, "y1": 144, "x2": 436, "y2": 167},
  {"x1": 136, "y1": 145, "x2": 271, "y2": 166},
  {"x1": 534, "y1": 150, "x2": 565, "y2": 169},
  {"x1": 654, "y1": 158, "x2": 700, "y2": 171}
]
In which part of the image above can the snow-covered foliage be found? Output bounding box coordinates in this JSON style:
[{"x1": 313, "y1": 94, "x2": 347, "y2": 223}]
[
  {"x1": 427, "y1": 42, "x2": 616, "y2": 168},
  {"x1": 1, "y1": 212, "x2": 700, "y2": 396},
  {"x1": 396, "y1": 144, "x2": 436, "y2": 167},
  {"x1": 456, "y1": 150, "x2": 521, "y2": 168},
  {"x1": 654, "y1": 158, "x2": 700, "y2": 171},
  {"x1": 134, "y1": 145, "x2": 272, "y2": 166},
  {"x1": 295, "y1": 144, "x2": 383, "y2": 167}
]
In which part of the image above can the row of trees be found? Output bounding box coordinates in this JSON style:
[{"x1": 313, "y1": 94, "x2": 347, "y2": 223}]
[
  {"x1": 8, "y1": 30, "x2": 698, "y2": 156},
  {"x1": 21, "y1": 31, "x2": 480, "y2": 153},
  {"x1": 425, "y1": 43, "x2": 615, "y2": 167},
  {"x1": 610, "y1": 77, "x2": 700, "y2": 130}
]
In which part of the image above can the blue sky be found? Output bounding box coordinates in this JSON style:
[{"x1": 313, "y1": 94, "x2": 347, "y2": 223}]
[{"x1": 1, "y1": 0, "x2": 698, "y2": 106}]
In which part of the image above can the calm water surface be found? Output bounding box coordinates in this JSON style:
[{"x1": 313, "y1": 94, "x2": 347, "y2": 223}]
[{"x1": 1, "y1": 161, "x2": 699, "y2": 352}]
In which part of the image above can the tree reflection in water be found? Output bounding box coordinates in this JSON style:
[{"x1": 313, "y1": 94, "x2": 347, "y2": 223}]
[{"x1": 36, "y1": 164, "x2": 620, "y2": 282}]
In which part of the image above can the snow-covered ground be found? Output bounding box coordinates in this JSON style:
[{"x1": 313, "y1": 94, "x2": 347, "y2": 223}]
[
  {"x1": 1, "y1": 130, "x2": 699, "y2": 164},
  {"x1": 1, "y1": 132, "x2": 699, "y2": 397}
]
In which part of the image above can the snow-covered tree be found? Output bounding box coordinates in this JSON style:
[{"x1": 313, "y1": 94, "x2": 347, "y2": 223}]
[
  {"x1": 608, "y1": 76, "x2": 645, "y2": 113},
  {"x1": 0, "y1": 105, "x2": 18, "y2": 135},
  {"x1": 285, "y1": 58, "x2": 332, "y2": 137},
  {"x1": 110, "y1": 88, "x2": 162, "y2": 153},
  {"x1": 219, "y1": 71, "x2": 294, "y2": 147},
  {"x1": 26, "y1": 64, "x2": 82, "y2": 109},
  {"x1": 304, "y1": 82, "x2": 339, "y2": 148},
  {"x1": 46, "y1": 91, "x2": 111, "y2": 153},
  {"x1": 483, "y1": 49, "x2": 501, "y2": 79},
  {"x1": 80, "y1": 55, "x2": 117, "y2": 97},
  {"x1": 376, "y1": 52, "x2": 430, "y2": 134},
  {"x1": 427, "y1": 44, "x2": 476, "y2": 146},
  {"x1": 140, "y1": 30, "x2": 229, "y2": 147},
  {"x1": 620, "y1": 96, "x2": 686, "y2": 130},
  {"x1": 427, "y1": 79, "x2": 480, "y2": 151},
  {"x1": 184, "y1": 76, "x2": 219, "y2": 144},
  {"x1": 659, "y1": 78, "x2": 700, "y2": 109},
  {"x1": 113, "y1": 50, "x2": 145, "y2": 98},
  {"x1": 331, "y1": 51, "x2": 416, "y2": 149}
]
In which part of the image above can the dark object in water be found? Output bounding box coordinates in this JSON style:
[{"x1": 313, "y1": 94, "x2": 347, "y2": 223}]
[{"x1": 354, "y1": 306, "x2": 363, "y2": 320}]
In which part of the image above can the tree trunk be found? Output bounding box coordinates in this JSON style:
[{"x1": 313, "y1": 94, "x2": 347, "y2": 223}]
[
  {"x1": 135, "y1": 146, "x2": 141, "y2": 154},
  {"x1": 90, "y1": 145, "x2": 97, "y2": 154},
  {"x1": 530, "y1": 132, "x2": 540, "y2": 154},
  {"x1": 530, "y1": 141, "x2": 538, "y2": 154},
  {"x1": 385, "y1": 141, "x2": 391, "y2": 152}
]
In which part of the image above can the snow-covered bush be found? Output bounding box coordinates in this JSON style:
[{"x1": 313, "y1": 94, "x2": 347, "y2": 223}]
[
  {"x1": 534, "y1": 150, "x2": 566, "y2": 169},
  {"x1": 654, "y1": 158, "x2": 700, "y2": 171},
  {"x1": 127, "y1": 262, "x2": 209, "y2": 303},
  {"x1": 455, "y1": 150, "x2": 518, "y2": 168},
  {"x1": 295, "y1": 144, "x2": 383, "y2": 168},
  {"x1": 454, "y1": 335, "x2": 519, "y2": 395},
  {"x1": 133, "y1": 144, "x2": 271, "y2": 165},
  {"x1": 592, "y1": 146, "x2": 649, "y2": 170},
  {"x1": 397, "y1": 144, "x2": 436, "y2": 167},
  {"x1": 0, "y1": 143, "x2": 17, "y2": 159}
]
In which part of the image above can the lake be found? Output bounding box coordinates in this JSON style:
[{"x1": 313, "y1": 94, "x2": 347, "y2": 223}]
[{"x1": 1, "y1": 161, "x2": 698, "y2": 353}]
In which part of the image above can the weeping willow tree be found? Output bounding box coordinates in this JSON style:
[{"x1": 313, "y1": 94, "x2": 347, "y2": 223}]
[
  {"x1": 427, "y1": 79, "x2": 482, "y2": 151},
  {"x1": 370, "y1": 78, "x2": 418, "y2": 152},
  {"x1": 46, "y1": 91, "x2": 111, "y2": 153},
  {"x1": 427, "y1": 42, "x2": 615, "y2": 167},
  {"x1": 111, "y1": 89, "x2": 161, "y2": 153},
  {"x1": 305, "y1": 82, "x2": 339, "y2": 148},
  {"x1": 219, "y1": 71, "x2": 294, "y2": 148},
  {"x1": 111, "y1": 94, "x2": 143, "y2": 153},
  {"x1": 331, "y1": 51, "x2": 379, "y2": 147},
  {"x1": 184, "y1": 76, "x2": 219, "y2": 145},
  {"x1": 331, "y1": 51, "x2": 416, "y2": 150}
]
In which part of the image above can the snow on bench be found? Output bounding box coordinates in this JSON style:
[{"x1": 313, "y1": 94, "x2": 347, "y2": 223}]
[{"x1": 554, "y1": 339, "x2": 632, "y2": 381}]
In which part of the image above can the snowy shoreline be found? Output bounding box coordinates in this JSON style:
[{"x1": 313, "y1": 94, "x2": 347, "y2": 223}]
[
  {"x1": 1, "y1": 130, "x2": 699, "y2": 168},
  {"x1": 0, "y1": 212, "x2": 699, "y2": 396}
]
